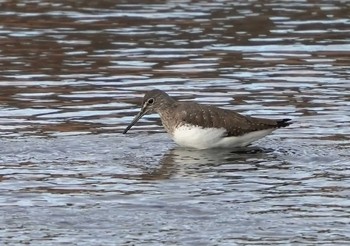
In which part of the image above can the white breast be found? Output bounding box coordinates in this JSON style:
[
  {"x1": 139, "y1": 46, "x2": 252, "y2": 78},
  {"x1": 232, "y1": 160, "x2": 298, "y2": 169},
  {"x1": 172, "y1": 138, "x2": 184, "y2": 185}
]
[{"x1": 172, "y1": 124, "x2": 274, "y2": 149}]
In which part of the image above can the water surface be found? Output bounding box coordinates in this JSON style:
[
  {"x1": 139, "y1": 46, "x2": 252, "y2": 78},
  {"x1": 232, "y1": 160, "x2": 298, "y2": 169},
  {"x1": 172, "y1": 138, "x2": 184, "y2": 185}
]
[{"x1": 0, "y1": 0, "x2": 350, "y2": 245}]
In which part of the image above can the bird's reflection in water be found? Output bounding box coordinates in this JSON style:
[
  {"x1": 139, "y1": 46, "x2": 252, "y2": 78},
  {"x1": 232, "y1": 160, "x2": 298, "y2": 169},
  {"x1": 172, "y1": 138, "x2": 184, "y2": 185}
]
[{"x1": 140, "y1": 146, "x2": 274, "y2": 180}]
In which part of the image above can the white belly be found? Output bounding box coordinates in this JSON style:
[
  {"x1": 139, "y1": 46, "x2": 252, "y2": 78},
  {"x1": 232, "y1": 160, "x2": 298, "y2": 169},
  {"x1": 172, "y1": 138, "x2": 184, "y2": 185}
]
[{"x1": 172, "y1": 124, "x2": 274, "y2": 149}]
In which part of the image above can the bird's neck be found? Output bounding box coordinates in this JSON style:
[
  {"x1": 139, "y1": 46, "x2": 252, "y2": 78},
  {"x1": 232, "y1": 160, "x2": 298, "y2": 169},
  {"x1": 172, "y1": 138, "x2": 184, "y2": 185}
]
[
  {"x1": 157, "y1": 97, "x2": 176, "y2": 112},
  {"x1": 156, "y1": 97, "x2": 178, "y2": 134}
]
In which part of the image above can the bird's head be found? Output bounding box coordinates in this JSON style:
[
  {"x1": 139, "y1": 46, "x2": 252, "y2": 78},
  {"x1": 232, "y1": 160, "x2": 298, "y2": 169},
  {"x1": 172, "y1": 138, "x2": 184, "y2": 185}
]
[{"x1": 123, "y1": 89, "x2": 173, "y2": 134}]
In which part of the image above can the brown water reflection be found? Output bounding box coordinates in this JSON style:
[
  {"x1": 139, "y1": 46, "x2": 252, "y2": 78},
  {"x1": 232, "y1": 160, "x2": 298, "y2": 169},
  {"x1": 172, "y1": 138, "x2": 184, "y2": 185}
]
[{"x1": 1, "y1": 0, "x2": 350, "y2": 245}]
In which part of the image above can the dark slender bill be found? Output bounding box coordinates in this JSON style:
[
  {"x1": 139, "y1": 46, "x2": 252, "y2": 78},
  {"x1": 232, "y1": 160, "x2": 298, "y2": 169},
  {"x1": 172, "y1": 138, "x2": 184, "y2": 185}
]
[{"x1": 123, "y1": 111, "x2": 144, "y2": 134}]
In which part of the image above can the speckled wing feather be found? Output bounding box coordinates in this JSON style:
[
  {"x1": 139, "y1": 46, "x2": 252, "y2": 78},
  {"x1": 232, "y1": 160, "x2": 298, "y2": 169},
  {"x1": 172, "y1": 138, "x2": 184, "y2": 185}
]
[{"x1": 174, "y1": 102, "x2": 291, "y2": 137}]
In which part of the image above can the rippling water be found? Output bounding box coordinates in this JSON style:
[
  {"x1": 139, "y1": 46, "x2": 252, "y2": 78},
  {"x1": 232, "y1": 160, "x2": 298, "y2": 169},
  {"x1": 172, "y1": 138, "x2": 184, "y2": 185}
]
[{"x1": 0, "y1": 0, "x2": 350, "y2": 245}]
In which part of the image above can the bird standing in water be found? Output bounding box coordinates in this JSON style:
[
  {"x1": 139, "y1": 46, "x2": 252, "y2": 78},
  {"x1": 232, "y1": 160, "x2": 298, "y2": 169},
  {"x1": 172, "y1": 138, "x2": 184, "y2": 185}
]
[{"x1": 123, "y1": 89, "x2": 292, "y2": 149}]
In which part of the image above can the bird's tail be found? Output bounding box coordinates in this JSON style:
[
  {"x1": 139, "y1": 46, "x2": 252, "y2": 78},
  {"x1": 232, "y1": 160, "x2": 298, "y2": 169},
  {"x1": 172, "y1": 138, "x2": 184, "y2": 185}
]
[{"x1": 277, "y1": 119, "x2": 292, "y2": 128}]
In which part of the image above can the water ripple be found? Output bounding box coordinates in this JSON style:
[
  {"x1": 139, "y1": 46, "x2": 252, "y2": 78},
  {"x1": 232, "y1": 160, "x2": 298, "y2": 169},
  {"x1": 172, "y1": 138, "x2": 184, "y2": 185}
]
[{"x1": 1, "y1": 0, "x2": 350, "y2": 244}]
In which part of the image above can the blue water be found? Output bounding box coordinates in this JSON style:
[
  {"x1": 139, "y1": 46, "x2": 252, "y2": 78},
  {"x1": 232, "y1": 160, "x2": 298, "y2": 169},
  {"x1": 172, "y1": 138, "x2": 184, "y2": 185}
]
[{"x1": 0, "y1": 0, "x2": 350, "y2": 245}]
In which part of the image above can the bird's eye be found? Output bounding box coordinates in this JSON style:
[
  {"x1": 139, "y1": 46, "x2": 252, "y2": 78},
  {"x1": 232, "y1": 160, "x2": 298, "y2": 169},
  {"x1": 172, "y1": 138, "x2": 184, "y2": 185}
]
[{"x1": 147, "y1": 98, "x2": 154, "y2": 104}]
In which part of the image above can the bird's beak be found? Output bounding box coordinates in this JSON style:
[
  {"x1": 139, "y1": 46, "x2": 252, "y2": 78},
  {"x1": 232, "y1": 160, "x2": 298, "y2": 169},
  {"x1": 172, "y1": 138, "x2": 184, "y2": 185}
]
[{"x1": 123, "y1": 107, "x2": 147, "y2": 134}]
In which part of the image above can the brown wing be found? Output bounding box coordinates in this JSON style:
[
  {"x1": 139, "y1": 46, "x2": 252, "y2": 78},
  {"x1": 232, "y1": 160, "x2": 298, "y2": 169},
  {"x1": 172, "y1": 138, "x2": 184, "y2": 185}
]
[{"x1": 174, "y1": 102, "x2": 291, "y2": 137}]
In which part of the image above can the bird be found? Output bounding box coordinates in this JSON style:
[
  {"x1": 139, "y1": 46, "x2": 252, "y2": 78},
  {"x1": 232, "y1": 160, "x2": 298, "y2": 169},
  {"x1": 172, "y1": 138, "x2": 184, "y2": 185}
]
[{"x1": 123, "y1": 89, "x2": 292, "y2": 149}]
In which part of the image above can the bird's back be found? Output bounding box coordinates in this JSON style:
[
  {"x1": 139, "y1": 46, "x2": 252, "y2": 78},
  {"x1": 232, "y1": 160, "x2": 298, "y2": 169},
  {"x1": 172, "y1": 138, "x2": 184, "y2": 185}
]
[{"x1": 170, "y1": 102, "x2": 291, "y2": 137}]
